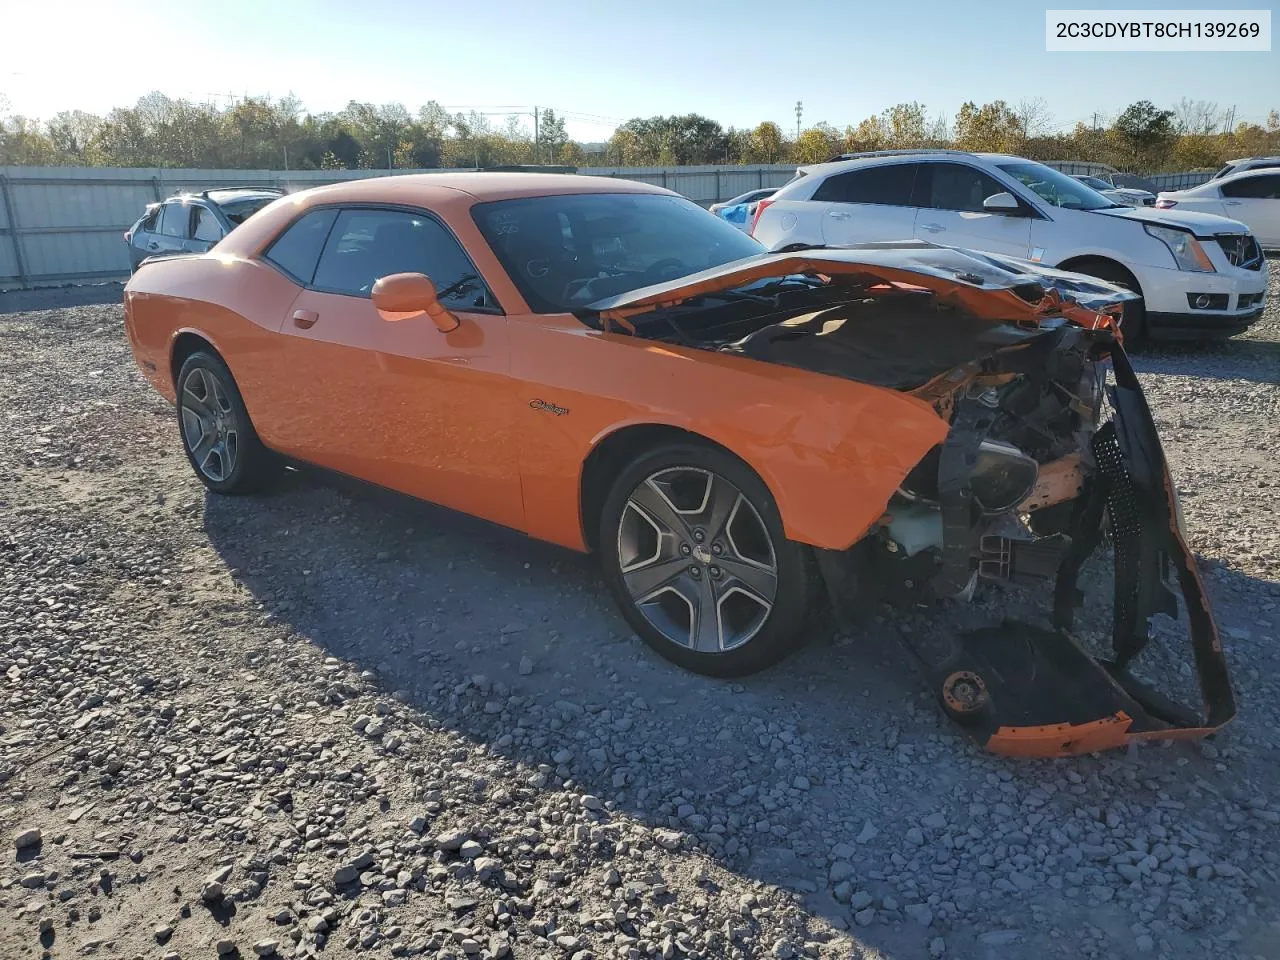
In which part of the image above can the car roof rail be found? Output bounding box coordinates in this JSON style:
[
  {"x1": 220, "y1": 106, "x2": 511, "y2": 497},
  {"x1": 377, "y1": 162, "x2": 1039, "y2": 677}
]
[
  {"x1": 821, "y1": 148, "x2": 974, "y2": 164},
  {"x1": 198, "y1": 185, "x2": 287, "y2": 197}
]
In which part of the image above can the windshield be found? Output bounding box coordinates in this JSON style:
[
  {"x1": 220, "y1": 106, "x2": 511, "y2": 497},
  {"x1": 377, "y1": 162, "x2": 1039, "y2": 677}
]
[
  {"x1": 472, "y1": 193, "x2": 764, "y2": 314},
  {"x1": 1076, "y1": 175, "x2": 1111, "y2": 190},
  {"x1": 998, "y1": 162, "x2": 1119, "y2": 210}
]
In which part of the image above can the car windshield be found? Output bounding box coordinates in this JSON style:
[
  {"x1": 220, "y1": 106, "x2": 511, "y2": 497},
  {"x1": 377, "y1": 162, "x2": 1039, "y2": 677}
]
[
  {"x1": 472, "y1": 192, "x2": 764, "y2": 314},
  {"x1": 1076, "y1": 175, "x2": 1111, "y2": 190},
  {"x1": 999, "y1": 162, "x2": 1120, "y2": 210}
]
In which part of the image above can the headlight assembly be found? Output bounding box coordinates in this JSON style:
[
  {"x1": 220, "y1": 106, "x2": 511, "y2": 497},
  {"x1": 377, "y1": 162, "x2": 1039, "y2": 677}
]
[
  {"x1": 970, "y1": 440, "x2": 1040, "y2": 515},
  {"x1": 1145, "y1": 224, "x2": 1215, "y2": 273}
]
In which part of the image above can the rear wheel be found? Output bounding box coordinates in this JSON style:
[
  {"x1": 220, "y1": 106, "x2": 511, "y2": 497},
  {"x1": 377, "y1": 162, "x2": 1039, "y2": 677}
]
[
  {"x1": 176, "y1": 351, "x2": 278, "y2": 495},
  {"x1": 1069, "y1": 260, "x2": 1147, "y2": 349},
  {"x1": 598, "y1": 442, "x2": 810, "y2": 677}
]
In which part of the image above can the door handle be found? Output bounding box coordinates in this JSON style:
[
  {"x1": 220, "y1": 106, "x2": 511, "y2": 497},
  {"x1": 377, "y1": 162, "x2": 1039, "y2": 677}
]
[
  {"x1": 919, "y1": 222, "x2": 945, "y2": 233},
  {"x1": 292, "y1": 309, "x2": 318, "y2": 329},
  {"x1": 827, "y1": 210, "x2": 852, "y2": 220},
  {"x1": 1224, "y1": 200, "x2": 1242, "y2": 206},
  {"x1": 147, "y1": 242, "x2": 159, "y2": 250}
]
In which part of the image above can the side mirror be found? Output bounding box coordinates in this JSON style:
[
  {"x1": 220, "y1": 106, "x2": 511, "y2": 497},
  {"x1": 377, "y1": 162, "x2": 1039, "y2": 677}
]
[
  {"x1": 982, "y1": 192, "x2": 1022, "y2": 214},
  {"x1": 371, "y1": 272, "x2": 459, "y2": 332}
]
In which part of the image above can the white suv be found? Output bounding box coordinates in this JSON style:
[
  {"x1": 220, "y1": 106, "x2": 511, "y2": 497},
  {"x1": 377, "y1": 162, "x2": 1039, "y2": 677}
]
[{"x1": 751, "y1": 150, "x2": 1268, "y2": 341}]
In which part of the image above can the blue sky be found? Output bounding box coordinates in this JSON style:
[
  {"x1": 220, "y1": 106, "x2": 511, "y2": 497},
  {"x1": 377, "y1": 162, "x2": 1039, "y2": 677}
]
[{"x1": 4, "y1": 0, "x2": 1276, "y2": 140}]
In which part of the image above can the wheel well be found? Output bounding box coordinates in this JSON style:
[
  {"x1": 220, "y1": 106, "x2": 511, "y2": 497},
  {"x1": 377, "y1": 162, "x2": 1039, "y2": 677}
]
[
  {"x1": 1055, "y1": 255, "x2": 1143, "y2": 297},
  {"x1": 170, "y1": 332, "x2": 216, "y2": 389},
  {"x1": 579, "y1": 424, "x2": 732, "y2": 554}
]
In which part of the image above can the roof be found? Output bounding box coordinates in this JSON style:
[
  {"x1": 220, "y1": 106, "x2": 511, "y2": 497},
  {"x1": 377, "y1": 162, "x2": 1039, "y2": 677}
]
[
  {"x1": 296, "y1": 172, "x2": 671, "y2": 206},
  {"x1": 799, "y1": 151, "x2": 1032, "y2": 175},
  {"x1": 214, "y1": 172, "x2": 677, "y2": 262}
]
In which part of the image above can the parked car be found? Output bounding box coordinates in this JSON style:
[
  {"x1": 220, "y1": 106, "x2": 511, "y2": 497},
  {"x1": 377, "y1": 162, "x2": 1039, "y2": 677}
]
[
  {"x1": 751, "y1": 149, "x2": 1268, "y2": 342},
  {"x1": 1156, "y1": 169, "x2": 1280, "y2": 250},
  {"x1": 1071, "y1": 174, "x2": 1156, "y2": 207},
  {"x1": 124, "y1": 186, "x2": 285, "y2": 271},
  {"x1": 123, "y1": 172, "x2": 1234, "y2": 757},
  {"x1": 709, "y1": 188, "x2": 776, "y2": 231},
  {"x1": 1209, "y1": 156, "x2": 1280, "y2": 181}
]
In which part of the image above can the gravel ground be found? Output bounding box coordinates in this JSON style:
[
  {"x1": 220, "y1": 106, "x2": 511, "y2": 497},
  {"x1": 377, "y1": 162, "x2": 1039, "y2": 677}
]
[{"x1": 1, "y1": 273, "x2": 1278, "y2": 960}]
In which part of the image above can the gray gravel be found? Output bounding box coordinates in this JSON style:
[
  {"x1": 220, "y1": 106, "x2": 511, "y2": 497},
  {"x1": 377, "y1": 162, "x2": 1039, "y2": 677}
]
[{"x1": 1, "y1": 271, "x2": 1278, "y2": 960}]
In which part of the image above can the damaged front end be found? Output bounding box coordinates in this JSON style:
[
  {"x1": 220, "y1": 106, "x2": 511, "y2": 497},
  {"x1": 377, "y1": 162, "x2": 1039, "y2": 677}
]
[
  {"x1": 589, "y1": 243, "x2": 1235, "y2": 758},
  {"x1": 826, "y1": 322, "x2": 1235, "y2": 757}
]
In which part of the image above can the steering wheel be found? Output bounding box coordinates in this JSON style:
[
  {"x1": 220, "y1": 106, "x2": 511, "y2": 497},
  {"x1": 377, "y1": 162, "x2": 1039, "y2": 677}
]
[{"x1": 644, "y1": 258, "x2": 688, "y2": 284}]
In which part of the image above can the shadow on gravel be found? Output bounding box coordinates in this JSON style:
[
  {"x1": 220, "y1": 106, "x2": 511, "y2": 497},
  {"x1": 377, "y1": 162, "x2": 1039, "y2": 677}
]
[
  {"x1": 200, "y1": 467, "x2": 923, "y2": 899},
  {"x1": 1133, "y1": 336, "x2": 1280, "y2": 384},
  {"x1": 200, "y1": 461, "x2": 1279, "y2": 951}
]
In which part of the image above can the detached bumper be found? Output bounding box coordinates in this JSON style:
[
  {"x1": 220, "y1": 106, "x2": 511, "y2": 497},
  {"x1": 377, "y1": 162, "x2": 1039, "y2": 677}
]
[{"x1": 1147, "y1": 306, "x2": 1265, "y2": 340}]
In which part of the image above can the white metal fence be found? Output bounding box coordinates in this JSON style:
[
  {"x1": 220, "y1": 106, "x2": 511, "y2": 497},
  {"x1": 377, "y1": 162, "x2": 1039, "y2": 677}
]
[{"x1": 0, "y1": 162, "x2": 1216, "y2": 290}]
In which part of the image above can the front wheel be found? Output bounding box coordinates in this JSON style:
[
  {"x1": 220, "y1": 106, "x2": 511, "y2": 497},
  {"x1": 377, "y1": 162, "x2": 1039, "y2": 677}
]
[
  {"x1": 1071, "y1": 261, "x2": 1147, "y2": 349},
  {"x1": 598, "y1": 442, "x2": 811, "y2": 677}
]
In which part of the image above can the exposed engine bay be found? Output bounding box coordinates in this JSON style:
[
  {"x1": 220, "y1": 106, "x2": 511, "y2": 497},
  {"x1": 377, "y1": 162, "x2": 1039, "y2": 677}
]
[{"x1": 586, "y1": 243, "x2": 1236, "y2": 757}]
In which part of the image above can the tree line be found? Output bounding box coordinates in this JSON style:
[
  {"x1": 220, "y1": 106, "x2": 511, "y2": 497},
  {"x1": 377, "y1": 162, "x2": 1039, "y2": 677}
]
[{"x1": 1, "y1": 92, "x2": 1277, "y2": 174}]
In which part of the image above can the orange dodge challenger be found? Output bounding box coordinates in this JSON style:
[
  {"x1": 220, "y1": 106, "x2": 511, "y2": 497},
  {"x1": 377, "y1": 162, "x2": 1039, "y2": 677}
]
[{"x1": 124, "y1": 173, "x2": 1234, "y2": 757}]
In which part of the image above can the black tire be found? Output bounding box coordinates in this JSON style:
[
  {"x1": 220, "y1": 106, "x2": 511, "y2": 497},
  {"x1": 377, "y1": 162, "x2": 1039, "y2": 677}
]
[
  {"x1": 1069, "y1": 260, "x2": 1148, "y2": 349},
  {"x1": 175, "y1": 350, "x2": 278, "y2": 495},
  {"x1": 598, "y1": 441, "x2": 810, "y2": 677}
]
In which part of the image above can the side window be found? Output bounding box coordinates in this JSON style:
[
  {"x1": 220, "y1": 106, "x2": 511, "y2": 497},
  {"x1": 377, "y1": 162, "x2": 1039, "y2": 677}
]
[
  {"x1": 192, "y1": 207, "x2": 223, "y2": 242},
  {"x1": 263, "y1": 209, "x2": 339, "y2": 284},
  {"x1": 915, "y1": 164, "x2": 1009, "y2": 213},
  {"x1": 158, "y1": 202, "x2": 192, "y2": 238},
  {"x1": 140, "y1": 206, "x2": 160, "y2": 231},
  {"x1": 312, "y1": 208, "x2": 495, "y2": 310},
  {"x1": 811, "y1": 165, "x2": 916, "y2": 206},
  {"x1": 1222, "y1": 175, "x2": 1280, "y2": 199}
]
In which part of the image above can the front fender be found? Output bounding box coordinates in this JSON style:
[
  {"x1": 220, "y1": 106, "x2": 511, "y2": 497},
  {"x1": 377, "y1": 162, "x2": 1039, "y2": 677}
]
[{"x1": 511, "y1": 316, "x2": 948, "y2": 552}]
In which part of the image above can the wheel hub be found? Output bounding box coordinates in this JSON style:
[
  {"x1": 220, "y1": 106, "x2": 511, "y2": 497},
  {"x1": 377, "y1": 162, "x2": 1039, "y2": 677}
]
[{"x1": 616, "y1": 466, "x2": 778, "y2": 654}]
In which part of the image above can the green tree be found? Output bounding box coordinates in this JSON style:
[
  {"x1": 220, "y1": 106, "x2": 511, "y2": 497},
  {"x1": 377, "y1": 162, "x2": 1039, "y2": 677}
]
[
  {"x1": 882, "y1": 102, "x2": 928, "y2": 148},
  {"x1": 792, "y1": 123, "x2": 842, "y2": 164},
  {"x1": 953, "y1": 100, "x2": 1021, "y2": 153},
  {"x1": 537, "y1": 108, "x2": 568, "y2": 163},
  {"x1": 749, "y1": 121, "x2": 787, "y2": 162},
  {"x1": 843, "y1": 115, "x2": 885, "y2": 152},
  {"x1": 1111, "y1": 100, "x2": 1177, "y2": 169}
]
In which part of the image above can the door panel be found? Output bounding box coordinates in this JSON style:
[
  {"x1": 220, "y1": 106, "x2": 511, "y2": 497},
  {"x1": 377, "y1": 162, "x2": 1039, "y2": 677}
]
[
  {"x1": 186, "y1": 205, "x2": 225, "y2": 254},
  {"x1": 816, "y1": 163, "x2": 919, "y2": 245},
  {"x1": 151, "y1": 202, "x2": 192, "y2": 258},
  {"x1": 1224, "y1": 199, "x2": 1278, "y2": 244},
  {"x1": 914, "y1": 209, "x2": 1031, "y2": 257},
  {"x1": 273, "y1": 290, "x2": 523, "y2": 532},
  {"x1": 1220, "y1": 174, "x2": 1280, "y2": 245},
  {"x1": 821, "y1": 203, "x2": 918, "y2": 245},
  {"x1": 912, "y1": 163, "x2": 1031, "y2": 257}
]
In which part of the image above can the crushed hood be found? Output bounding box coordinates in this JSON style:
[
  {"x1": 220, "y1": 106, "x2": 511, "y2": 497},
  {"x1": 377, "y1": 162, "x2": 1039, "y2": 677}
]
[
  {"x1": 1093, "y1": 203, "x2": 1252, "y2": 237},
  {"x1": 587, "y1": 241, "x2": 1138, "y2": 325}
]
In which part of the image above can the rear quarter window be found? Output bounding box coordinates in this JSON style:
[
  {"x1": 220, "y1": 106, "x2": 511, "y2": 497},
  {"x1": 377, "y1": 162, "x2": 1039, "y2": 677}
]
[
  {"x1": 811, "y1": 164, "x2": 917, "y2": 205},
  {"x1": 263, "y1": 209, "x2": 339, "y2": 284}
]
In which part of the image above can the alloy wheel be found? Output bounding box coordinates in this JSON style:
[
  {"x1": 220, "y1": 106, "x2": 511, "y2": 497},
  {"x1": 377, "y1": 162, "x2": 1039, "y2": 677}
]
[
  {"x1": 616, "y1": 467, "x2": 778, "y2": 653},
  {"x1": 180, "y1": 366, "x2": 239, "y2": 483}
]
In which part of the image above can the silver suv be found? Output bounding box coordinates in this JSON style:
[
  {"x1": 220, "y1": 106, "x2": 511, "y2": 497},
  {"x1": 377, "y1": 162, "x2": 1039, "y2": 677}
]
[
  {"x1": 1210, "y1": 156, "x2": 1280, "y2": 181},
  {"x1": 124, "y1": 187, "x2": 284, "y2": 271}
]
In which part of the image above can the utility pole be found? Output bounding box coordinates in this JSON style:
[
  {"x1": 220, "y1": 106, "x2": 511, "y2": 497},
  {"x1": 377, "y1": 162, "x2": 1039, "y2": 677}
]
[
  {"x1": 534, "y1": 106, "x2": 540, "y2": 165},
  {"x1": 283, "y1": 145, "x2": 288, "y2": 171},
  {"x1": 388, "y1": 146, "x2": 393, "y2": 171},
  {"x1": 795, "y1": 101, "x2": 803, "y2": 139}
]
